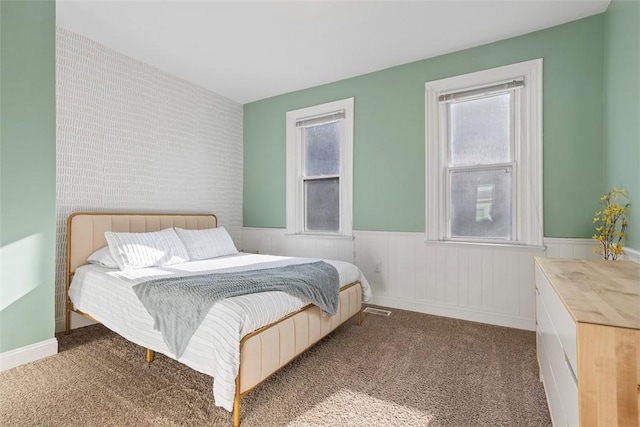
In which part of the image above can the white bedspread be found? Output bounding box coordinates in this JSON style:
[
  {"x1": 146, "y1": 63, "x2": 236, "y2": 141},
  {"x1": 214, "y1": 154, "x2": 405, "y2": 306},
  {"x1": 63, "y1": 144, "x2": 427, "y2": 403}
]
[{"x1": 69, "y1": 253, "x2": 372, "y2": 411}]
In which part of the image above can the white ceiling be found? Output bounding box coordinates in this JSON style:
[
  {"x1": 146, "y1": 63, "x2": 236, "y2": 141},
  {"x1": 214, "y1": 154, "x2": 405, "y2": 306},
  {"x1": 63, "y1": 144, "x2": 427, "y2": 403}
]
[{"x1": 56, "y1": 0, "x2": 610, "y2": 104}]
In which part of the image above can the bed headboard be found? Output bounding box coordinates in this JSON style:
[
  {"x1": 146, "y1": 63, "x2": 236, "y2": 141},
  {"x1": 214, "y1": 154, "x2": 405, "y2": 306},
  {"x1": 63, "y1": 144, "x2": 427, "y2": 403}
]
[{"x1": 66, "y1": 212, "x2": 218, "y2": 278}]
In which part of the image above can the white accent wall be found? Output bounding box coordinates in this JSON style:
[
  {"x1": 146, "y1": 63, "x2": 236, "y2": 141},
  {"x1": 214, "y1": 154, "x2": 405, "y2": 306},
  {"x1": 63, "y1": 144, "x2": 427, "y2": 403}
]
[
  {"x1": 243, "y1": 228, "x2": 610, "y2": 331},
  {"x1": 55, "y1": 28, "x2": 243, "y2": 330}
]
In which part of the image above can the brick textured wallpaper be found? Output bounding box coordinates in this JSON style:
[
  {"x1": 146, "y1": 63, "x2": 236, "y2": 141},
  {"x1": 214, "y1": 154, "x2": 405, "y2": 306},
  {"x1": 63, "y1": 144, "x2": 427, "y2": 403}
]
[{"x1": 55, "y1": 28, "x2": 243, "y2": 326}]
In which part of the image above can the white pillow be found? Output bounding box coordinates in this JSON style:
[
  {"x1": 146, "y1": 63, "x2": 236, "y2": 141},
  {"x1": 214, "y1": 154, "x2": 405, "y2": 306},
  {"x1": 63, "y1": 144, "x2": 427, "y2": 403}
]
[
  {"x1": 105, "y1": 228, "x2": 190, "y2": 270},
  {"x1": 174, "y1": 226, "x2": 238, "y2": 261},
  {"x1": 87, "y1": 246, "x2": 119, "y2": 269}
]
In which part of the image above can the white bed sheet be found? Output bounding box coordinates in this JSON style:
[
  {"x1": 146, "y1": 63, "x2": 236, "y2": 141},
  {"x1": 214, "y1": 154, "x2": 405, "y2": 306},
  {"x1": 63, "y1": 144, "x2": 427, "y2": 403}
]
[{"x1": 69, "y1": 253, "x2": 372, "y2": 411}]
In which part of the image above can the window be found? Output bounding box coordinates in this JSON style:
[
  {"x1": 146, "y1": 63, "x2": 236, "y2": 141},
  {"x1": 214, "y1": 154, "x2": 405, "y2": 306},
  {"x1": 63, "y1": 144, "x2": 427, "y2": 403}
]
[
  {"x1": 425, "y1": 60, "x2": 543, "y2": 246},
  {"x1": 286, "y1": 98, "x2": 354, "y2": 237}
]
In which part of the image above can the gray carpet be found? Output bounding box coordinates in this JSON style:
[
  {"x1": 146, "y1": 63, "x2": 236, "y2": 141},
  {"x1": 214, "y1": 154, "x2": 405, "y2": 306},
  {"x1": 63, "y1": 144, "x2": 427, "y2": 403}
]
[{"x1": 0, "y1": 307, "x2": 551, "y2": 426}]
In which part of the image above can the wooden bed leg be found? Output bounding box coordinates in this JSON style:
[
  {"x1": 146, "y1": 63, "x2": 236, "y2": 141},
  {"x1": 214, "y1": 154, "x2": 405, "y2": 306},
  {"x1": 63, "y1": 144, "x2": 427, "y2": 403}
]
[
  {"x1": 233, "y1": 393, "x2": 241, "y2": 427},
  {"x1": 146, "y1": 349, "x2": 154, "y2": 363},
  {"x1": 65, "y1": 309, "x2": 71, "y2": 335},
  {"x1": 357, "y1": 309, "x2": 363, "y2": 326}
]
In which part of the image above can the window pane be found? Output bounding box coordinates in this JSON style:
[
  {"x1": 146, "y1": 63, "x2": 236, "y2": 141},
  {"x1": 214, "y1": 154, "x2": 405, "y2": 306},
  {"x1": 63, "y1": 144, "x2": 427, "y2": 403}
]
[
  {"x1": 305, "y1": 122, "x2": 340, "y2": 176},
  {"x1": 305, "y1": 178, "x2": 339, "y2": 232},
  {"x1": 450, "y1": 93, "x2": 511, "y2": 166},
  {"x1": 449, "y1": 166, "x2": 512, "y2": 240}
]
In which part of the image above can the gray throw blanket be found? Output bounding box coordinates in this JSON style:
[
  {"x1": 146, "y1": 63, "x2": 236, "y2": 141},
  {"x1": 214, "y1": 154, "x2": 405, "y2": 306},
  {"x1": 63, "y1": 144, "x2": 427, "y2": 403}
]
[{"x1": 133, "y1": 261, "x2": 339, "y2": 358}]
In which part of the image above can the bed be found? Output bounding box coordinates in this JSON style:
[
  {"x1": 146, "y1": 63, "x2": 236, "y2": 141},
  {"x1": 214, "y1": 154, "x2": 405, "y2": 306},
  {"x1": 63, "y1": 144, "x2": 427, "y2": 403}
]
[{"x1": 65, "y1": 212, "x2": 371, "y2": 426}]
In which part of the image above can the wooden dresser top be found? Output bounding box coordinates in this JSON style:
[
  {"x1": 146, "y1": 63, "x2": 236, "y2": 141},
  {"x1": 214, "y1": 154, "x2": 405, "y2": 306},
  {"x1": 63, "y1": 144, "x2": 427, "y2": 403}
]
[{"x1": 535, "y1": 258, "x2": 640, "y2": 330}]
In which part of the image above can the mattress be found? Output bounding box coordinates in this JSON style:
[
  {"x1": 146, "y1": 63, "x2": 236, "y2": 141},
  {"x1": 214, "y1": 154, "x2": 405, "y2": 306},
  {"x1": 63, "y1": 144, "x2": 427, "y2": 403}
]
[{"x1": 69, "y1": 252, "x2": 372, "y2": 411}]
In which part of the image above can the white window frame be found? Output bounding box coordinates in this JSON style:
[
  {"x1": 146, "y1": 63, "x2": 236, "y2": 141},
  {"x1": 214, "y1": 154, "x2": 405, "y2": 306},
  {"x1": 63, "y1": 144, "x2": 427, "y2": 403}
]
[
  {"x1": 425, "y1": 59, "x2": 543, "y2": 247},
  {"x1": 286, "y1": 97, "x2": 354, "y2": 237}
]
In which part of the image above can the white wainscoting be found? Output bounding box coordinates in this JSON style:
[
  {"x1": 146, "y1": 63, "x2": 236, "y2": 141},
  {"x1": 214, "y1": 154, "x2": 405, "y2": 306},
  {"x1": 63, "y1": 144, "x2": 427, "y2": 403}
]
[
  {"x1": 55, "y1": 312, "x2": 98, "y2": 334},
  {"x1": 243, "y1": 228, "x2": 617, "y2": 331},
  {"x1": 623, "y1": 246, "x2": 640, "y2": 263},
  {"x1": 241, "y1": 228, "x2": 355, "y2": 262},
  {"x1": 545, "y1": 237, "x2": 640, "y2": 263},
  {"x1": 357, "y1": 233, "x2": 547, "y2": 331},
  {"x1": 543, "y1": 237, "x2": 601, "y2": 259}
]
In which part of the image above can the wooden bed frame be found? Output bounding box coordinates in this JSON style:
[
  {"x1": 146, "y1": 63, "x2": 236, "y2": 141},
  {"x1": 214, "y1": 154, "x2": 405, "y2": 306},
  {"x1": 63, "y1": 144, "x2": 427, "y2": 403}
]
[{"x1": 65, "y1": 212, "x2": 363, "y2": 426}]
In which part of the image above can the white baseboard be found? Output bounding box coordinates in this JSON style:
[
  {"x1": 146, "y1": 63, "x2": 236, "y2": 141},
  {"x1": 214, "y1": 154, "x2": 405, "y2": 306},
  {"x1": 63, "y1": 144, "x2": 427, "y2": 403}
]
[
  {"x1": 371, "y1": 296, "x2": 536, "y2": 331},
  {"x1": 0, "y1": 338, "x2": 58, "y2": 372},
  {"x1": 54, "y1": 312, "x2": 98, "y2": 333}
]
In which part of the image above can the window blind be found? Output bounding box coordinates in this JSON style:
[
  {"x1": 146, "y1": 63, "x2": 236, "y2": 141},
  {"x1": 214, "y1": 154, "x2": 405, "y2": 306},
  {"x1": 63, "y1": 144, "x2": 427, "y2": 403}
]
[
  {"x1": 296, "y1": 111, "x2": 345, "y2": 128},
  {"x1": 439, "y1": 79, "x2": 524, "y2": 103}
]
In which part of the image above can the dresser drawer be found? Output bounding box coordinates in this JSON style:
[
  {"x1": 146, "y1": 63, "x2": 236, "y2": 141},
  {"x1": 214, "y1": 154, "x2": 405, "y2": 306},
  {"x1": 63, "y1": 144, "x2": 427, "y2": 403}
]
[
  {"x1": 535, "y1": 264, "x2": 577, "y2": 374},
  {"x1": 536, "y1": 288, "x2": 579, "y2": 427},
  {"x1": 537, "y1": 328, "x2": 567, "y2": 427}
]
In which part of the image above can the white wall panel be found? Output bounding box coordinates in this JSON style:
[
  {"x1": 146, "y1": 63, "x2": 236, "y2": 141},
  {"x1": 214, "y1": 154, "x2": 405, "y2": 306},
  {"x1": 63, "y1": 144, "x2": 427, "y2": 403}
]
[
  {"x1": 389, "y1": 234, "x2": 416, "y2": 300},
  {"x1": 623, "y1": 247, "x2": 640, "y2": 263},
  {"x1": 544, "y1": 237, "x2": 599, "y2": 259},
  {"x1": 414, "y1": 242, "x2": 430, "y2": 301},
  {"x1": 241, "y1": 228, "x2": 354, "y2": 264},
  {"x1": 518, "y1": 252, "x2": 536, "y2": 320},
  {"x1": 466, "y1": 249, "x2": 483, "y2": 310},
  {"x1": 242, "y1": 229, "x2": 622, "y2": 331}
]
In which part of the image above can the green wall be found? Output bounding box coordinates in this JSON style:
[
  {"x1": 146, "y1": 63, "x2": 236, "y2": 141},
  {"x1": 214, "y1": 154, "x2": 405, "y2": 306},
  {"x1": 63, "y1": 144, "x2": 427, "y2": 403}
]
[
  {"x1": 604, "y1": 0, "x2": 640, "y2": 250},
  {"x1": 244, "y1": 15, "x2": 605, "y2": 237},
  {"x1": 0, "y1": 1, "x2": 56, "y2": 353}
]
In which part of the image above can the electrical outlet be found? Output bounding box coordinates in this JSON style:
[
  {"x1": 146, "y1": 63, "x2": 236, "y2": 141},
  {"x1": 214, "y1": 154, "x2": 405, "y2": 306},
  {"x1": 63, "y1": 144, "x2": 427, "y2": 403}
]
[{"x1": 375, "y1": 261, "x2": 382, "y2": 273}]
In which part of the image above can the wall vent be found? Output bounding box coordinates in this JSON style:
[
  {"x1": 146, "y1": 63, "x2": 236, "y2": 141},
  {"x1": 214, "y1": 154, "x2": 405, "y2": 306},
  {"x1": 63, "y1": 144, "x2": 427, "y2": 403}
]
[{"x1": 363, "y1": 307, "x2": 392, "y2": 316}]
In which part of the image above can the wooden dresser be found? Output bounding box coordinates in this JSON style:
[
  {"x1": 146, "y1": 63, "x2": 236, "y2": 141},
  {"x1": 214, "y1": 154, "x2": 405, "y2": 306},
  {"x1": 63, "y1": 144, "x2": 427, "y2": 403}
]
[{"x1": 534, "y1": 258, "x2": 640, "y2": 427}]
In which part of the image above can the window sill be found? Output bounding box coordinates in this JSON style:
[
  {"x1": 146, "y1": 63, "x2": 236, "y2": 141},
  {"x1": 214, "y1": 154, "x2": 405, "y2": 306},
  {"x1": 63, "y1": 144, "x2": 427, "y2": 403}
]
[
  {"x1": 284, "y1": 232, "x2": 354, "y2": 241},
  {"x1": 424, "y1": 239, "x2": 545, "y2": 251}
]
